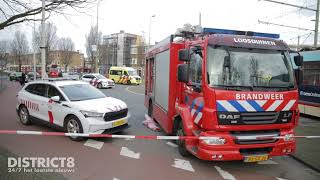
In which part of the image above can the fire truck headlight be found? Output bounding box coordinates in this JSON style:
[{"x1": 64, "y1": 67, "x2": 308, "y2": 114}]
[
  {"x1": 284, "y1": 134, "x2": 294, "y2": 141},
  {"x1": 202, "y1": 137, "x2": 226, "y2": 145}
]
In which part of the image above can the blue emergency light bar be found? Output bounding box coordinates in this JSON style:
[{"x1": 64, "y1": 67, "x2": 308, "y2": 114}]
[{"x1": 203, "y1": 28, "x2": 280, "y2": 39}]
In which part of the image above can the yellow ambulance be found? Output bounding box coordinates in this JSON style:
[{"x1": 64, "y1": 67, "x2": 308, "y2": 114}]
[{"x1": 108, "y1": 66, "x2": 142, "y2": 85}]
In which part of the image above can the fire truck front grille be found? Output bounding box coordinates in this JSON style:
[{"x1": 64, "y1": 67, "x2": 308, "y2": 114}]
[
  {"x1": 241, "y1": 112, "x2": 279, "y2": 125},
  {"x1": 231, "y1": 130, "x2": 280, "y2": 145},
  {"x1": 104, "y1": 108, "x2": 128, "y2": 122}
]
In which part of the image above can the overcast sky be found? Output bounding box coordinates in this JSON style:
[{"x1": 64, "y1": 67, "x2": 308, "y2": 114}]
[{"x1": 0, "y1": 0, "x2": 317, "y2": 57}]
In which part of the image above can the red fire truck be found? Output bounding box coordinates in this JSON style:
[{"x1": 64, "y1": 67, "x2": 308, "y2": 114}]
[{"x1": 144, "y1": 28, "x2": 304, "y2": 162}]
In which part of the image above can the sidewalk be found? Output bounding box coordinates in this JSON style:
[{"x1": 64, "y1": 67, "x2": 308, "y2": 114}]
[{"x1": 293, "y1": 116, "x2": 320, "y2": 171}]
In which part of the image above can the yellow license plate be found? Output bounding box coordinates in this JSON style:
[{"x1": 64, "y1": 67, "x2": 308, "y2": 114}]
[
  {"x1": 244, "y1": 155, "x2": 268, "y2": 162},
  {"x1": 112, "y1": 119, "x2": 126, "y2": 127}
]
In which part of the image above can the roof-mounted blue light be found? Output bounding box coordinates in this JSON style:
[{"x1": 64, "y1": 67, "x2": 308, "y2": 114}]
[{"x1": 203, "y1": 28, "x2": 280, "y2": 39}]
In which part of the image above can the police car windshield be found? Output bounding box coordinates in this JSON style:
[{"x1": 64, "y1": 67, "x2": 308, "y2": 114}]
[
  {"x1": 206, "y1": 46, "x2": 295, "y2": 90},
  {"x1": 60, "y1": 84, "x2": 106, "y2": 101}
]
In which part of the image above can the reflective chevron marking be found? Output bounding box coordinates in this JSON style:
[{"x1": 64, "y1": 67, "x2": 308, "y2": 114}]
[{"x1": 217, "y1": 100, "x2": 295, "y2": 112}]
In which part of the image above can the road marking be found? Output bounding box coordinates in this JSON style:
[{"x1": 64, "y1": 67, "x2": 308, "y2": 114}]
[
  {"x1": 84, "y1": 139, "x2": 104, "y2": 150},
  {"x1": 166, "y1": 141, "x2": 178, "y2": 148},
  {"x1": 257, "y1": 160, "x2": 278, "y2": 165},
  {"x1": 125, "y1": 86, "x2": 144, "y2": 95},
  {"x1": 276, "y1": 178, "x2": 287, "y2": 180},
  {"x1": 120, "y1": 147, "x2": 140, "y2": 159},
  {"x1": 214, "y1": 166, "x2": 237, "y2": 180},
  {"x1": 172, "y1": 159, "x2": 195, "y2": 172},
  {"x1": 113, "y1": 178, "x2": 120, "y2": 180}
]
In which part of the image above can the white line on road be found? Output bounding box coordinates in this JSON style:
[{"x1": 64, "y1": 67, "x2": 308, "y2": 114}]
[
  {"x1": 120, "y1": 147, "x2": 141, "y2": 159},
  {"x1": 125, "y1": 86, "x2": 144, "y2": 96},
  {"x1": 84, "y1": 139, "x2": 104, "y2": 150},
  {"x1": 172, "y1": 159, "x2": 195, "y2": 172},
  {"x1": 166, "y1": 141, "x2": 178, "y2": 148},
  {"x1": 257, "y1": 160, "x2": 278, "y2": 165},
  {"x1": 113, "y1": 178, "x2": 120, "y2": 180},
  {"x1": 276, "y1": 178, "x2": 288, "y2": 180},
  {"x1": 214, "y1": 166, "x2": 237, "y2": 180}
]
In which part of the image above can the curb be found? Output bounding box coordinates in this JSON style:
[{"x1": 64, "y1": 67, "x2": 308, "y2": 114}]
[{"x1": 290, "y1": 154, "x2": 320, "y2": 173}]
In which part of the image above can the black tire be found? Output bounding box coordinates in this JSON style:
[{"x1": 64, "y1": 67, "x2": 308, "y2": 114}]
[
  {"x1": 176, "y1": 121, "x2": 190, "y2": 156},
  {"x1": 64, "y1": 115, "x2": 84, "y2": 141},
  {"x1": 127, "y1": 80, "x2": 131, "y2": 85},
  {"x1": 18, "y1": 105, "x2": 31, "y2": 125},
  {"x1": 148, "y1": 101, "x2": 153, "y2": 117},
  {"x1": 97, "y1": 83, "x2": 102, "y2": 89}
]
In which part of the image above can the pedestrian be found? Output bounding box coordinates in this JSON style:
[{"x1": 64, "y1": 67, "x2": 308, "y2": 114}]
[{"x1": 19, "y1": 72, "x2": 26, "y2": 86}]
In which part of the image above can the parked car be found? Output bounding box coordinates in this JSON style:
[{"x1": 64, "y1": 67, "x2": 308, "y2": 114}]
[
  {"x1": 81, "y1": 73, "x2": 115, "y2": 89},
  {"x1": 27, "y1": 72, "x2": 41, "y2": 81},
  {"x1": 9, "y1": 72, "x2": 22, "y2": 81}
]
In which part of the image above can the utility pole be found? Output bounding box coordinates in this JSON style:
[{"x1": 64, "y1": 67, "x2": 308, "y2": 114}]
[
  {"x1": 260, "y1": 0, "x2": 319, "y2": 47},
  {"x1": 297, "y1": 35, "x2": 300, "y2": 51},
  {"x1": 199, "y1": 12, "x2": 202, "y2": 26},
  {"x1": 95, "y1": 0, "x2": 101, "y2": 73},
  {"x1": 314, "y1": 0, "x2": 320, "y2": 47},
  {"x1": 33, "y1": 15, "x2": 36, "y2": 80},
  {"x1": 40, "y1": 0, "x2": 46, "y2": 79}
]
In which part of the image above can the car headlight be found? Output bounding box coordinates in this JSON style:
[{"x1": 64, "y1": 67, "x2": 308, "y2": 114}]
[
  {"x1": 201, "y1": 137, "x2": 226, "y2": 145},
  {"x1": 80, "y1": 110, "x2": 104, "y2": 118}
]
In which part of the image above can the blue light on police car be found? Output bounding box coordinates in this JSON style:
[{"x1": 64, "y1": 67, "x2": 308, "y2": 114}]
[{"x1": 203, "y1": 28, "x2": 280, "y2": 39}]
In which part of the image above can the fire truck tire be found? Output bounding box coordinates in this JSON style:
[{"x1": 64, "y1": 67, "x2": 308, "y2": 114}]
[
  {"x1": 64, "y1": 115, "x2": 84, "y2": 142},
  {"x1": 97, "y1": 83, "x2": 102, "y2": 89},
  {"x1": 177, "y1": 121, "x2": 190, "y2": 156},
  {"x1": 148, "y1": 101, "x2": 153, "y2": 117},
  {"x1": 18, "y1": 105, "x2": 31, "y2": 125}
]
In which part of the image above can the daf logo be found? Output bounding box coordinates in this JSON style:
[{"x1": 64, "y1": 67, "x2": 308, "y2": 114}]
[{"x1": 219, "y1": 114, "x2": 240, "y2": 120}]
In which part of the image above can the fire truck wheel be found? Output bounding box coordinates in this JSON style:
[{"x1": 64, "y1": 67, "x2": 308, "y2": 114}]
[
  {"x1": 18, "y1": 105, "x2": 31, "y2": 125},
  {"x1": 148, "y1": 101, "x2": 153, "y2": 117},
  {"x1": 177, "y1": 121, "x2": 190, "y2": 156},
  {"x1": 64, "y1": 115, "x2": 84, "y2": 141},
  {"x1": 97, "y1": 83, "x2": 102, "y2": 89}
]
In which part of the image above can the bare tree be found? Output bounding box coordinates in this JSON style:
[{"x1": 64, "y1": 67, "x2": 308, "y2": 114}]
[
  {"x1": 85, "y1": 25, "x2": 101, "y2": 71},
  {"x1": 58, "y1": 37, "x2": 75, "y2": 72},
  {"x1": 33, "y1": 22, "x2": 58, "y2": 67},
  {"x1": 0, "y1": 41, "x2": 9, "y2": 69},
  {"x1": 10, "y1": 31, "x2": 29, "y2": 72},
  {"x1": 0, "y1": 0, "x2": 95, "y2": 30}
]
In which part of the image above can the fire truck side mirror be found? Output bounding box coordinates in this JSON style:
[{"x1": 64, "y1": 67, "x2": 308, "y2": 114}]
[
  {"x1": 294, "y1": 55, "x2": 303, "y2": 66},
  {"x1": 178, "y1": 49, "x2": 190, "y2": 62},
  {"x1": 177, "y1": 64, "x2": 189, "y2": 83}
]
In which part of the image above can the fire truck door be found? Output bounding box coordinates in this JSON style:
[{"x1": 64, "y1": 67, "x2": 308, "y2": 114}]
[{"x1": 183, "y1": 49, "x2": 204, "y2": 125}]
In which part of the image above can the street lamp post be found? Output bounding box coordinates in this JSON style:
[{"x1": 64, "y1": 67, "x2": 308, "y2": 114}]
[
  {"x1": 95, "y1": 0, "x2": 101, "y2": 73},
  {"x1": 40, "y1": 0, "x2": 47, "y2": 79},
  {"x1": 148, "y1": 15, "x2": 156, "y2": 49}
]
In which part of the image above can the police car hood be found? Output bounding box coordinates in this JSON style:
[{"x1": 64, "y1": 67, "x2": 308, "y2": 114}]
[{"x1": 71, "y1": 97, "x2": 127, "y2": 113}]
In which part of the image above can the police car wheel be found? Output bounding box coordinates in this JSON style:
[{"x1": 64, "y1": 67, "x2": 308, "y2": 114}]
[
  {"x1": 65, "y1": 116, "x2": 84, "y2": 141},
  {"x1": 177, "y1": 121, "x2": 190, "y2": 156},
  {"x1": 19, "y1": 105, "x2": 31, "y2": 125},
  {"x1": 97, "y1": 83, "x2": 102, "y2": 89}
]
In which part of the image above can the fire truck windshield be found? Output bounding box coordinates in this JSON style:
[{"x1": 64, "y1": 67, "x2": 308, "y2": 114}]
[{"x1": 206, "y1": 46, "x2": 295, "y2": 91}]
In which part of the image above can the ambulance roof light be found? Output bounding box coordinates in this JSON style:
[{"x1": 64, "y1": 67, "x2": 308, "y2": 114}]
[{"x1": 203, "y1": 28, "x2": 280, "y2": 39}]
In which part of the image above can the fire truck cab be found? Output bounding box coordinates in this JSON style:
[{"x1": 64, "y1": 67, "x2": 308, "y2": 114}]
[{"x1": 145, "y1": 28, "x2": 303, "y2": 162}]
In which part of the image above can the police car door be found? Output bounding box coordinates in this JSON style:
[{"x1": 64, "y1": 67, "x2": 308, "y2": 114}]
[
  {"x1": 47, "y1": 85, "x2": 67, "y2": 127},
  {"x1": 27, "y1": 83, "x2": 49, "y2": 121}
]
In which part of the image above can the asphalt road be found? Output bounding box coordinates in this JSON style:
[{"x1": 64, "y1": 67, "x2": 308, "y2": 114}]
[{"x1": 0, "y1": 80, "x2": 320, "y2": 180}]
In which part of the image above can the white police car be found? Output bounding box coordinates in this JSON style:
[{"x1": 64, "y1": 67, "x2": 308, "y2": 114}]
[
  {"x1": 16, "y1": 79, "x2": 129, "y2": 141},
  {"x1": 81, "y1": 73, "x2": 115, "y2": 89}
]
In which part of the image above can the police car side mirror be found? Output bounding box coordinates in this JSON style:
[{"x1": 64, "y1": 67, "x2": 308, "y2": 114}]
[
  {"x1": 179, "y1": 49, "x2": 190, "y2": 62},
  {"x1": 51, "y1": 96, "x2": 60, "y2": 102},
  {"x1": 294, "y1": 55, "x2": 303, "y2": 66},
  {"x1": 177, "y1": 64, "x2": 188, "y2": 83}
]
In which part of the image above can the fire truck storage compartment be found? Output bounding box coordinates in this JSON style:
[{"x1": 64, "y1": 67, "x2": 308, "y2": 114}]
[{"x1": 154, "y1": 49, "x2": 170, "y2": 111}]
